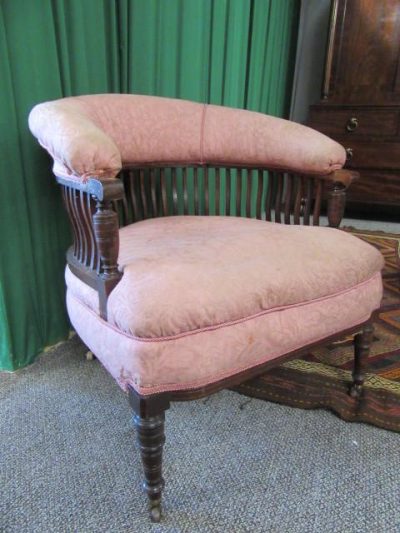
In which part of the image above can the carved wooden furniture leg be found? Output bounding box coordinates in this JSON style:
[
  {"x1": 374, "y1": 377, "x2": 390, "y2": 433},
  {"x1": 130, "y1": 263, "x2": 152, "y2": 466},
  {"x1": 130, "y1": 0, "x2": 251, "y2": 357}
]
[
  {"x1": 350, "y1": 322, "x2": 374, "y2": 398},
  {"x1": 133, "y1": 413, "x2": 166, "y2": 522},
  {"x1": 129, "y1": 387, "x2": 170, "y2": 523}
]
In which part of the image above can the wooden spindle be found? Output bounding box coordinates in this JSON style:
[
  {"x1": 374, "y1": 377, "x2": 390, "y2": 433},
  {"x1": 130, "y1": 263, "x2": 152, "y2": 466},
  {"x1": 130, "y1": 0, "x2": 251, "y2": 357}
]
[
  {"x1": 127, "y1": 170, "x2": 138, "y2": 222},
  {"x1": 87, "y1": 192, "x2": 97, "y2": 269},
  {"x1": 171, "y1": 167, "x2": 178, "y2": 215},
  {"x1": 160, "y1": 168, "x2": 168, "y2": 216},
  {"x1": 150, "y1": 168, "x2": 158, "y2": 218},
  {"x1": 274, "y1": 172, "x2": 282, "y2": 223},
  {"x1": 194, "y1": 167, "x2": 199, "y2": 215},
  {"x1": 140, "y1": 169, "x2": 149, "y2": 219},
  {"x1": 183, "y1": 167, "x2": 189, "y2": 215},
  {"x1": 236, "y1": 169, "x2": 242, "y2": 216},
  {"x1": 265, "y1": 172, "x2": 272, "y2": 221},
  {"x1": 293, "y1": 175, "x2": 302, "y2": 225},
  {"x1": 246, "y1": 168, "x2": 252, "y2": 218},
  {"x1": 313, "y1": 179, "x2": 322, "y2": 226},
  {"x1": 78, "y1": 190, "x2": 92, "y2": 266},
  {"x1": 62, "y1": 187, "x2": 78, "y2": 257},
  {"x1": 215, "y1": 167, "x2": 220, "y2": 216},
  {"x1": 303, "y1": 177, "x2": 312, "y2": 225},
  {"x1": 256, "y1": 169, "x2": 263, "y2": 220},
  {"x1": 284, "y1": 173, "x2": 292, "y2": 224},
  {"x1": 226, "y1": 168, "x2": 231, "y2": 215},
  {"x1": 204, "y1": 166, "x2": 209, "y2": 216},
  {"x1": 70, "y1": 188, "x2": 84, "y2": 261}
]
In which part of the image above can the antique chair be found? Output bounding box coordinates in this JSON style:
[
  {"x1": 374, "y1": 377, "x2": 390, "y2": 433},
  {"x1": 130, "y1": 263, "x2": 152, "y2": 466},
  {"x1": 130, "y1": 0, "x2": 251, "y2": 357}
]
[{"x1": 29, "y1": 95, "x2": 384, "y2": 522}]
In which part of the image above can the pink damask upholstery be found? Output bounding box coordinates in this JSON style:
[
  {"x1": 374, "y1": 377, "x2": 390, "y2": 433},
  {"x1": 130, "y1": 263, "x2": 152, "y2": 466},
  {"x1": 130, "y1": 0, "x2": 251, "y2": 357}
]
[
  {"x1": 65, "y1": 216, "x2": 383, "y2": 395},
  {"x1": 28, "y1": 94, "x2": 346, "y2": 180}
]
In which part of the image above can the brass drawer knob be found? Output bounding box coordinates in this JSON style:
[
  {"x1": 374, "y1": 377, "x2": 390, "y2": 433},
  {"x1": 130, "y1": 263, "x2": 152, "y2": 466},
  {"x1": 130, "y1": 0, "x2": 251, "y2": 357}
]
[
  {"x1": 346, "y1": 117, "x2": 359, "y2": 132},
  {"x1": 346, "y1": 148, "x2": 353, "y2": 160}
]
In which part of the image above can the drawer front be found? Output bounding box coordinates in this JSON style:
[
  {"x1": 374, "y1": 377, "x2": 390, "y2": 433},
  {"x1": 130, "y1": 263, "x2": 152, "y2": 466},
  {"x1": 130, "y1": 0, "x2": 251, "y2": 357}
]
[
  {"x1": 343, "y1": 141, "x2": 400, "y2": 169},
  {"x1": 345, "y1": 170, "x2": 400, "y2": 206},
  {"x1": 309, "y1": 107, "x2": 399, "y2": 137}
]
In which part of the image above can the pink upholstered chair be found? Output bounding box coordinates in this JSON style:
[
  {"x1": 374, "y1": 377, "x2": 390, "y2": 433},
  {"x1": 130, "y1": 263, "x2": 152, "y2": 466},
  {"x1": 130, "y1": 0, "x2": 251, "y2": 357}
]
[{"x1": 29, "y1": 95, "x2": 384, "y2": 522}]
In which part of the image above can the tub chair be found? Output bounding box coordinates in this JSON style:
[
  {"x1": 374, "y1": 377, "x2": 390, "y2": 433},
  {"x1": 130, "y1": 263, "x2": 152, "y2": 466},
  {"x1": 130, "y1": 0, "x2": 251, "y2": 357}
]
[{"x1": 29, "y1": 95, "x2": 384, "y2": 522}]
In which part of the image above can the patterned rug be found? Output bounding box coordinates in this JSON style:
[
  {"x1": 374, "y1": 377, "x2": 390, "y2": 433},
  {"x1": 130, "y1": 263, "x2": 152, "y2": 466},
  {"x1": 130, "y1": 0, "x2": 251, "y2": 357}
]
[{"x1": 234, "y1": 229, "x2": 400, "y2": 432}]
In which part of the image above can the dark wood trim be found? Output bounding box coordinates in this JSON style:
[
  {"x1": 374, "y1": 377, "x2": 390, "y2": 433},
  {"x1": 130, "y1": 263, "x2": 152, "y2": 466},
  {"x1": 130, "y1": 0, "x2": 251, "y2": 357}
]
[
  {"x1": 327, "y1": 182, "x2": 346, "y2": 228},
  {"x1": 322, "y1": 0, "x2": 339, "y2": 99},
  {"x1": 128, "y1": 387, "x2": 170, "y2": 522},
  {"x1": 92, "y1": 198, "x2": 122, "y2": 319},
  {"x1": 350, "y1": 321, "x2": 374, "y2": 398},
  {"x1": 66, "y1": 248, "x2": 99, "y2": 290}
]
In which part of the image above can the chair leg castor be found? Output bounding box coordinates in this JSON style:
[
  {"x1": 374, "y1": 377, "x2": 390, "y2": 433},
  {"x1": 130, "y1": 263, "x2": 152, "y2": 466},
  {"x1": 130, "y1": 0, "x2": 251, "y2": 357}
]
[
  {"x1": 149, "y1": 501, "x2": 162, "y2": 523},
  {"x1": 85, "y1": 350, "x2": 95, "y2": 361},
  {"x1": 349, "y1": 383, "x2": 363, "y2": 399},
  {"x1": 350, "y1": 322, "x2": 373, "y2": 398}
]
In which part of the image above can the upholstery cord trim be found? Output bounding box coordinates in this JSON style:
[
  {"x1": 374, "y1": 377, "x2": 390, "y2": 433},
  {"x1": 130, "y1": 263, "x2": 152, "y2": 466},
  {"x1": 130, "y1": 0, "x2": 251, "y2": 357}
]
[
  {"x1": 68, "y1": 271, "x2": 382, "y2": 343},
  {"x1": 130, "y1": 313, "x2": 372, "y2": 395}
]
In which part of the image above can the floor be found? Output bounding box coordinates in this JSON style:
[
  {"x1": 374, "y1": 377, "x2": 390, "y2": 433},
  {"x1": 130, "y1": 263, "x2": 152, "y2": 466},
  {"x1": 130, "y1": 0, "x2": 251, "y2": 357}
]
[
  {"x1": 336, "y1": 216, "x2": 400, "y2": 234},
  {"x1": 1, "y1": 335, "x2": 399, "y2": 533}
]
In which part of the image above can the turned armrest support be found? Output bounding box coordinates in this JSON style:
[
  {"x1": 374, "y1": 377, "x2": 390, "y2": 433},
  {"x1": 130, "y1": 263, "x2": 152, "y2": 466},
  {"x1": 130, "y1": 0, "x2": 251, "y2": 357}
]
[
  {"x1": 57, "y1": 174, "x2": 124, "y2": 319},
  {"x1": 87, "y1": 178, "x2": 124, "y2": 319},
  {"x1": 323, "y1": 170, "x2": 359, "y2": 228}
]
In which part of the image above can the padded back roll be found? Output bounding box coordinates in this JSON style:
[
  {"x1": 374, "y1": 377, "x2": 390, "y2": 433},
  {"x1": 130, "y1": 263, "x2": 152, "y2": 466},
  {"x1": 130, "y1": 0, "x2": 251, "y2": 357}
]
[{"x1": 29, "y1": 94, "x2": 346, "y2": 181}]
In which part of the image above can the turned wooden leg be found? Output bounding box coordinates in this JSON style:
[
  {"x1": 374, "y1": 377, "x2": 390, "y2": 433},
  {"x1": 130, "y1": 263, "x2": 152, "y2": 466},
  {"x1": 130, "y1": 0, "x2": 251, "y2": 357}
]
[
  {"x1": 349, "y1": 322, "x2": 373, "y2": 398},
  {"x1": 133, "y1": 413, "x2": 166, "y2": 522},
  {"x1": 128, "y1": 386, "x2": 170, "y2": 523}
]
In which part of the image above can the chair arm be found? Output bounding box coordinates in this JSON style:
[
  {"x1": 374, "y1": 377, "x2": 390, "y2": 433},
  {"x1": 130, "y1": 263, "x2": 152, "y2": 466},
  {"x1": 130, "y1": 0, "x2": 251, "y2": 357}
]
[
  {"x1": 320, "y1": 169, "x2": 359, "y2": 189},
  {"x1": 57, "y1": 174, "x2": 124, "y2": 319},
  {"x1": 56, "y1": 174, "x2": 124, "y2": 200}
]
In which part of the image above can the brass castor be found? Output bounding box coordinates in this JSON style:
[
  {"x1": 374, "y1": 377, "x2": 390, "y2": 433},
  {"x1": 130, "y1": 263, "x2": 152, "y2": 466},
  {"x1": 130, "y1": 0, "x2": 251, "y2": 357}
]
[
  {"x1": 85, "y1": 350, "x2": 95, "y2": 361},
  {"x1": 150, "y1": 502, "x2": 162, "y2": 523},
  {"x1": 349, "y1": 383, "x2": 362, "y2": 398}
]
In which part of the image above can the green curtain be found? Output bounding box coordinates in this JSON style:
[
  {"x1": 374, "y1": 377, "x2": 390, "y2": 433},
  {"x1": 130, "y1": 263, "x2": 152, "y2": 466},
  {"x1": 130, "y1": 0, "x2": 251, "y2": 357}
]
[
  {"x1": 0, "y1": 0, "x2": 299, "y2": 371},
  {"x1": 125, "y1": 0, "x2": 298, "y2": 110},
  {"x1": 0, "y1": 0, "x2": 121, "y2": 370}
]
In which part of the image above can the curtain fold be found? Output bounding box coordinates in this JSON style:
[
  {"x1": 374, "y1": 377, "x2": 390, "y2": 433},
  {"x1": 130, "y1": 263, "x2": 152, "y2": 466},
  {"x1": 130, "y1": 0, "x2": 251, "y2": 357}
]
[
  {"x1": 0, "y1": 0, "x2": 299, "y2": 371},
  {"x1": 0, "y1": 0, "x2": 121, "y2": 370}
]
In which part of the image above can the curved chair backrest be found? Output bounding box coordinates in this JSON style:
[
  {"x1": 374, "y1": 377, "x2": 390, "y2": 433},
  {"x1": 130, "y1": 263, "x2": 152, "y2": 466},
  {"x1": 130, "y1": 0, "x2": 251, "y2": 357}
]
[{"x1": 29, "y1": 94, "x2": 345, "y2": 179}]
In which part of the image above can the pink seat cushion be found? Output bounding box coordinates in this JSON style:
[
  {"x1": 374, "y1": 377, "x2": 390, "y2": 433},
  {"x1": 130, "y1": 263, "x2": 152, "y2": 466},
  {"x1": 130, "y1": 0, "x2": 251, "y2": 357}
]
[
  {"x1": 28, "y1": 94, "x2": 345, "y2": 180},
  {"x1": 66, "y1": 217, "x2": 383, "y2": 395}
]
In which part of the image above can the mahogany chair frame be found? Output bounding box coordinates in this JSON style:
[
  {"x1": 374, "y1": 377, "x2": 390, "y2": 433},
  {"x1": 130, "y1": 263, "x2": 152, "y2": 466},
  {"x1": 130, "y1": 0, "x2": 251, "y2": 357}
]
[{"x1": 57, "y1": 164, "x2": 371, "y2": 522}]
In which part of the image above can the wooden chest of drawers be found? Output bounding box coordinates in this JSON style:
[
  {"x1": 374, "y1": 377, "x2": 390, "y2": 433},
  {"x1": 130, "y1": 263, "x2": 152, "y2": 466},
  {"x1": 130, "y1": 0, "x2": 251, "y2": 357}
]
[{"x1": 308, "y1": 0, "x2": 400, "y2": 207}]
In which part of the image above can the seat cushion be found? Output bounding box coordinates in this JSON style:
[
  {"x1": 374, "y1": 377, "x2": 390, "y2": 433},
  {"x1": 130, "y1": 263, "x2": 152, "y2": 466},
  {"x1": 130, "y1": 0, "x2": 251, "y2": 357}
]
[{"x1": 66, "y1": 217, "x2": 384, "y2": 395}]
